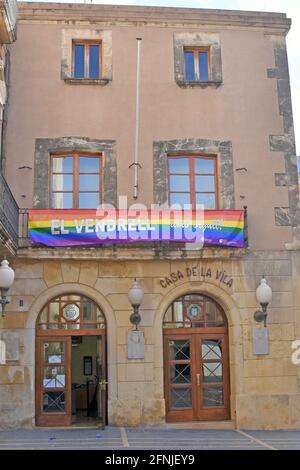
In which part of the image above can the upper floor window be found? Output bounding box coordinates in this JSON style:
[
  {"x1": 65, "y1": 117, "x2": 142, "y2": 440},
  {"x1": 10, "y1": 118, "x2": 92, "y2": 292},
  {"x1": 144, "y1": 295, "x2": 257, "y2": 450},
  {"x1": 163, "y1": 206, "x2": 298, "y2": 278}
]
[
  {"x1": 168, "y1": 156, "x2": 218, "y2": 209},
  {"x1": 73, "y1": 41, "x2": 101, "y2": 79},
  {"x1": 184, "y1": 48, "x2": 210, "y2": 81},
  {"x1": 51, "y1": 153, "x2": 102, "y2": 209}
]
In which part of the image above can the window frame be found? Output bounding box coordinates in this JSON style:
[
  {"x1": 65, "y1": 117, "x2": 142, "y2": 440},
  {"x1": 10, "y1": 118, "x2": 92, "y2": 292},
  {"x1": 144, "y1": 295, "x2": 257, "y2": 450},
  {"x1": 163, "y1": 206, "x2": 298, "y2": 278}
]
[
  {"x1": 36, "y1": 294, "x2": 106, "y2": 331},
  {"x1": 183, "y1": 47, "x2": 211, "y2": 82},
  {"x1": 163, "y1": 294, "x2": 227, "y2": 330},
  {"x1": 72, "y1": 40, "x2": 102, "y2": 80},
  {"x1": 167, "y1": 155, "x2": 219, "y2": 210},
  {"x1": 50, "y1": 151, "x2": 103, "y2": 209}
]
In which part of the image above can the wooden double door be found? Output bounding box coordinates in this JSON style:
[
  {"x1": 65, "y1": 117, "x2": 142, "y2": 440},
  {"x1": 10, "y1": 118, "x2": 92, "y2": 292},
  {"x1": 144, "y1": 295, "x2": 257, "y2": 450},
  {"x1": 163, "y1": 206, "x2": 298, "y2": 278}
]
[
  {"x1": 36, "y1": 333, "x2": 106, "y2": 427},
  {"x1": 164, "y1": 330, "x2": 230, "y2": 422}
]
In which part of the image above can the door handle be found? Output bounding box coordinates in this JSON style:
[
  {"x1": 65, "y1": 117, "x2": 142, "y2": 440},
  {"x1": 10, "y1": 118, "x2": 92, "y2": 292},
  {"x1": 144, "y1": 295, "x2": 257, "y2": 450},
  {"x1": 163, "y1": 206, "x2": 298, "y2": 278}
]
[
  {"x1": 99, "y1": 380, "x2": 108, "y2": 390},
  {"x1": 196, "y1": 373, "x2": 200, "y2": 386}
]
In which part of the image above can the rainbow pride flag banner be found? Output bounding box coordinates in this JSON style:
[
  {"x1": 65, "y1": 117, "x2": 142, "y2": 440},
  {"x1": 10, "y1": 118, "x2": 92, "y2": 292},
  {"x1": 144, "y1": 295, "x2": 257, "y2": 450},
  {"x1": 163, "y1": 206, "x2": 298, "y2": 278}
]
[{"x1": 28, "y1": 209, "x2": 245, "y2": 248}]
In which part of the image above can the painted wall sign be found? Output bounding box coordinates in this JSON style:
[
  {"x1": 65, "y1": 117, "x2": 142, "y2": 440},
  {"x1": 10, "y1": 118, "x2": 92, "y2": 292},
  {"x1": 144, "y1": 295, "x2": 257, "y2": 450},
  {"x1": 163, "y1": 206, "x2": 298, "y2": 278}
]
[
  {"x1": 159, "y1": 265, "x2": 234, "y2": 289},
  {"x1": 28, "y1": 209, "x2": 244, "y2": 248}
]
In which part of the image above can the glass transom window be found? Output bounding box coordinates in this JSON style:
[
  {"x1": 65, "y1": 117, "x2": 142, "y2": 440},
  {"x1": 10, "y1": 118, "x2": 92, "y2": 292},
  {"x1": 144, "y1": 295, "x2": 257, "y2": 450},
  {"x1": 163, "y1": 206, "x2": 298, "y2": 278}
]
[
  {"x1": 37, "y1": 294, "x2": 106, "y2": 330},
  {"x1": 163, "y1": 294, "x2": 226, "y2": 329}
]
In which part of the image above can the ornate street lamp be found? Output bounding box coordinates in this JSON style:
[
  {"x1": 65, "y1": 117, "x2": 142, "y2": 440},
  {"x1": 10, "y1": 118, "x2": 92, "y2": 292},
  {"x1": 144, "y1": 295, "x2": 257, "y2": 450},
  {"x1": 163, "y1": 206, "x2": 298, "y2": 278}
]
[
  {"x1": 254, "y1": 277, "x2": 272, "y2": 327},
  {"x1": 128, "y1": 278, "x2": 144, "y2": 330},
  {"x1": 0, "y1": 259, "x2": 15, "y2": 317}
]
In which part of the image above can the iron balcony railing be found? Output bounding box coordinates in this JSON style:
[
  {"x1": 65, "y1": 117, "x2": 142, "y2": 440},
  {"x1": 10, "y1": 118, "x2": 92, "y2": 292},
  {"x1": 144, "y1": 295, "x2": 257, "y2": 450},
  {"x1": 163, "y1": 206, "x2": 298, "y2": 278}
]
[
  {"x1": 0, "y1": 0, "x2": 18, "y2": 43},
  {"x1": 0, "y1": 171, "x2": 19, "y2": 250}
]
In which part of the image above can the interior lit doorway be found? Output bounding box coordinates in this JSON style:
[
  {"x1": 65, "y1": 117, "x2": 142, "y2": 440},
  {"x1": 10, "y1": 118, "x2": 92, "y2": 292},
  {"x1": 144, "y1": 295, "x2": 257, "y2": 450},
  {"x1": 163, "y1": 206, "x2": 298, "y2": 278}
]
[{"x1": 35, "y1": 294, "x2": 107, "y2": 427}]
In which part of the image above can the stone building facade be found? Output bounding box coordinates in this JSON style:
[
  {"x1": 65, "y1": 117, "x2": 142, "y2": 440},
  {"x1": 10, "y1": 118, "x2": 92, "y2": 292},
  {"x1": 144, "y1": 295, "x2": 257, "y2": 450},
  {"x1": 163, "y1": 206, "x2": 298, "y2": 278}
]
[
  {"x1": 0, "y1": 2, "x2": 300, "y2": 429},
  {"x1": 0, "y1": 0, "x2": 18, "y2": 256}
]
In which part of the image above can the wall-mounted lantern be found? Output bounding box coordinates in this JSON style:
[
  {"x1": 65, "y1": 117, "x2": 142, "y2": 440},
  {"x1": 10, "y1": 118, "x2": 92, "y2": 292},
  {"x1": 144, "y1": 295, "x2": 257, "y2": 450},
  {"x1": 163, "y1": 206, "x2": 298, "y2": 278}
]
[
  {"x1": 0, "y1": 259, "x2": 15, "y2": 317},
  {"x1": 128, "y1": 278, "x2": 144, "y2": 330},
  {"x1": 254, "y1": 277, "x2": 272, "y2": 327}
]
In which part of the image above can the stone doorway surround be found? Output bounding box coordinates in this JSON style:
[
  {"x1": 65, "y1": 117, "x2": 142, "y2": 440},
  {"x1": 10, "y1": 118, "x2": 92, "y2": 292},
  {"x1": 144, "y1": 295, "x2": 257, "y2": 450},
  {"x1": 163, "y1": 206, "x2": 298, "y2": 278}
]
[
  {"x1": 26, "y1": 283, "x2": 117, "y2": 427},
  {"x1": 153, "y1": 282, "x2": 243, "y2": 428}
]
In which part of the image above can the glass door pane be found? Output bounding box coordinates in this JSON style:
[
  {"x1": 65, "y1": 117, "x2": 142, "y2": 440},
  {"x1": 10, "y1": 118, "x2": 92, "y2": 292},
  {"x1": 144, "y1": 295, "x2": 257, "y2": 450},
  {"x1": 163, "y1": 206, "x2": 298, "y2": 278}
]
[
  {"x1": 200, "y1": 339, "x2": 225, "y2": 407},
  {"x1": 36, "y1": 337, "x2": 71, "y2": 426},
  {"x1": 168, "y1": 339, "x2": 192, "y2": 409},
  {"x1": 42, "y1": 341, "x2": 67, "y2": 412},
  {"x1": 43, "y1": 391, "x2": 66, "y2": 413}
]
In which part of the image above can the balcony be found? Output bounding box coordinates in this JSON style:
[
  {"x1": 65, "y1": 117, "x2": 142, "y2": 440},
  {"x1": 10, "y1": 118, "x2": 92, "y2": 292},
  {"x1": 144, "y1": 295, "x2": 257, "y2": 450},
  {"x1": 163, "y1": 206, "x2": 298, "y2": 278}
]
[
  {"x1": 0, "y1": 172, "x2": 19, "y2": 254},
  {"x1": 0, "y1": 0, "x2": 18, "y2": 43}
]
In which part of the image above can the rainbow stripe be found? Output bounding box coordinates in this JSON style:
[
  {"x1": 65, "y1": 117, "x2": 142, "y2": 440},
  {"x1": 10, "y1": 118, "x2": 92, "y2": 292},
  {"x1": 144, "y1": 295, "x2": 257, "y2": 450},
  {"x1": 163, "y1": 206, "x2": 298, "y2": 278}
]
[{"x1": 28, "y1": 209, "x2": 245, "y2": 248}]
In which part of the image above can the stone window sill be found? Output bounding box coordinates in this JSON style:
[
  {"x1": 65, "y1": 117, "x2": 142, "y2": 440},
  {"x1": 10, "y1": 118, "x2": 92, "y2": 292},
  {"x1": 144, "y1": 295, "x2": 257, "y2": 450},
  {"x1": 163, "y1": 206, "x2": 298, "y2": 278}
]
[
  {"x1": 64, "y1": 78, "x2": 110, "y2": 86},
  {"x1": 176, "y1": 80, "x2": 222, "y2": 89}
]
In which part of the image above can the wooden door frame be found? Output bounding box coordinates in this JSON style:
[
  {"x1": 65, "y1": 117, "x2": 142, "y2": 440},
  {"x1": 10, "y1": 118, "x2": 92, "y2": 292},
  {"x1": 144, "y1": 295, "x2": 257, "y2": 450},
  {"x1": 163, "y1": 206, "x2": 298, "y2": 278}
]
[
  {"x1": 194, "y1": 333, "x2": 230, "y2": 421},
  {"x1": 163, "y1": 333, "x2": 194, "y2": 422},
  {"x1": 36, "y1": 336, "x2": 72, "y2": 427},
  {"x1": 35, "y1": 330, "x2": 107, "y2": 427},
  {"x1": 97, "y1": 333, "x2": 108, "y2": 427},
  {"x1": 163, "y1": 327, "x2": 230, "y2": 423}
]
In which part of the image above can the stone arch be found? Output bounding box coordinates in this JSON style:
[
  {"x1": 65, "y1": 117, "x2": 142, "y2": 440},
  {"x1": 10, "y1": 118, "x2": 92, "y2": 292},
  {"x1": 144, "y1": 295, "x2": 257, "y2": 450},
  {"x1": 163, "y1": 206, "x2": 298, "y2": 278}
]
[
  {"x1": 153, "y1": 281, "x2": 243, "y2": 424},
  {"x1": 26, "y1": 283, "x2": 117, "y2": 424}
]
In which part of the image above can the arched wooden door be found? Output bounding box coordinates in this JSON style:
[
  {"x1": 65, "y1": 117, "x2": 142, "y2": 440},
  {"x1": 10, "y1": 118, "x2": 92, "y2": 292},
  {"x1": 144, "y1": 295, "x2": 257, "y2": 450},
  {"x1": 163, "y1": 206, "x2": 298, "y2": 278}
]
[
  {"x1": 35, "y1": 294, "x2": 107, "y2": 427},
  {"x1": 163, "y1": 294, "x2": 230, "y2": 422}
]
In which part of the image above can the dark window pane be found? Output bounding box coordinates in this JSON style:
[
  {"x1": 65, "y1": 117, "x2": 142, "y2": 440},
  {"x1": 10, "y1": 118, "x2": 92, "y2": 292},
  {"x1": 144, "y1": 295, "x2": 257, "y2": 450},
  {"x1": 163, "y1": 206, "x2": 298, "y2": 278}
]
[
  {"x1": 205, "y1": 300, "x2": 216, "y2": 323},
  {"x1": 79, "y1": 157, "x2": 100, "y2": 173},
  {"x1": 195, "y1": 175, "x2": 215, "y2": 192},
  {"x1": 170, "y1": 364, "x2": 191, "y2": 384},
  {"x1": 52, "y1": 174, "x2": 73, "y2": 191},
  {"x1": 89, "y1": 45, "x2": 99, "y2": 79},
  {"x1": 184, "y1": 51, "x2": 195, "y2": 80},
  {"x1": 169, "y1": 340, "x2": 190, "y2": 361},
  {"x1": 199, "y1": 51, "x2": 209, "y2": 81},
  {"x1": 79, "y1": 174, "x2": 99, "y2": 191},
  {"x1": 74, "y1": 44, "x2": 85, "y2": 78},
  {"x1": 168, "y1": 158, "x2": 189, "y2": 174},
  {"x1": 170, "y1": 193, "x2": 191, "y2": 207},
  {"x1": 203, "y1": 387, "x2": 224, "y2": 407},
  {"x1": 43, "y1": 392, "x2": 65, "y2": 412},
  {"x1": 195, "y1": 158, "x2": 214, "y2": 174},
  {"x1": 171, "y1": 387, "x2": 192, "y2": 408},
  {"x1": 79, "y1": 192, "x2": 100, "y2": 209},
  {"x1": 169, "y1": 175, "x2": 190, "y2": 192},
  {"x1": 216, "y1": 308, "x2": 226, "y2": 325},
  {"x1": 52, "y1": 193, "x2": 73, "y2": 209},
  {"x1": 83, "y1": 302, "x2": 93, "y2": 321},
  {"x1": 53, "y1": 157, "x2": 73, "y2": 173},
  {"x1": 196, "y1": 193, "x2": 216, "y2": 209}
]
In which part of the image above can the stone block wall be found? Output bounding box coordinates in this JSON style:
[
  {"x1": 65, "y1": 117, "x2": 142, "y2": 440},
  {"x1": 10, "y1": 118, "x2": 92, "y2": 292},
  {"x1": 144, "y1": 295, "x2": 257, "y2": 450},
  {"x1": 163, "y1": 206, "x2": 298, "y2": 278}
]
[{"x1": 0, "y1": 250, "x2": 300, "y2": 429}]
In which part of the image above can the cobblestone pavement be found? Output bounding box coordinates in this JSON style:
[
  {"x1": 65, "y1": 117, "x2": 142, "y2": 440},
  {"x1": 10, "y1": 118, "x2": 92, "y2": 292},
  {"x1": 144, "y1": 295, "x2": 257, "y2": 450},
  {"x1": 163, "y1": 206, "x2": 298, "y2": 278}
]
[{"x1": 0, "y1": 427, "x2": 299, "y2": 450}]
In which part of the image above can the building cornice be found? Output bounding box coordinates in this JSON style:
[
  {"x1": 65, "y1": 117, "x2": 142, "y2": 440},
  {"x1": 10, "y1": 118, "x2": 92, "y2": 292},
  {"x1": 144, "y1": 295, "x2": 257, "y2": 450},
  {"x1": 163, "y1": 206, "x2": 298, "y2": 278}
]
[{"x1": 18, "y1": 2, "x2": 291, "y2": 35}]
